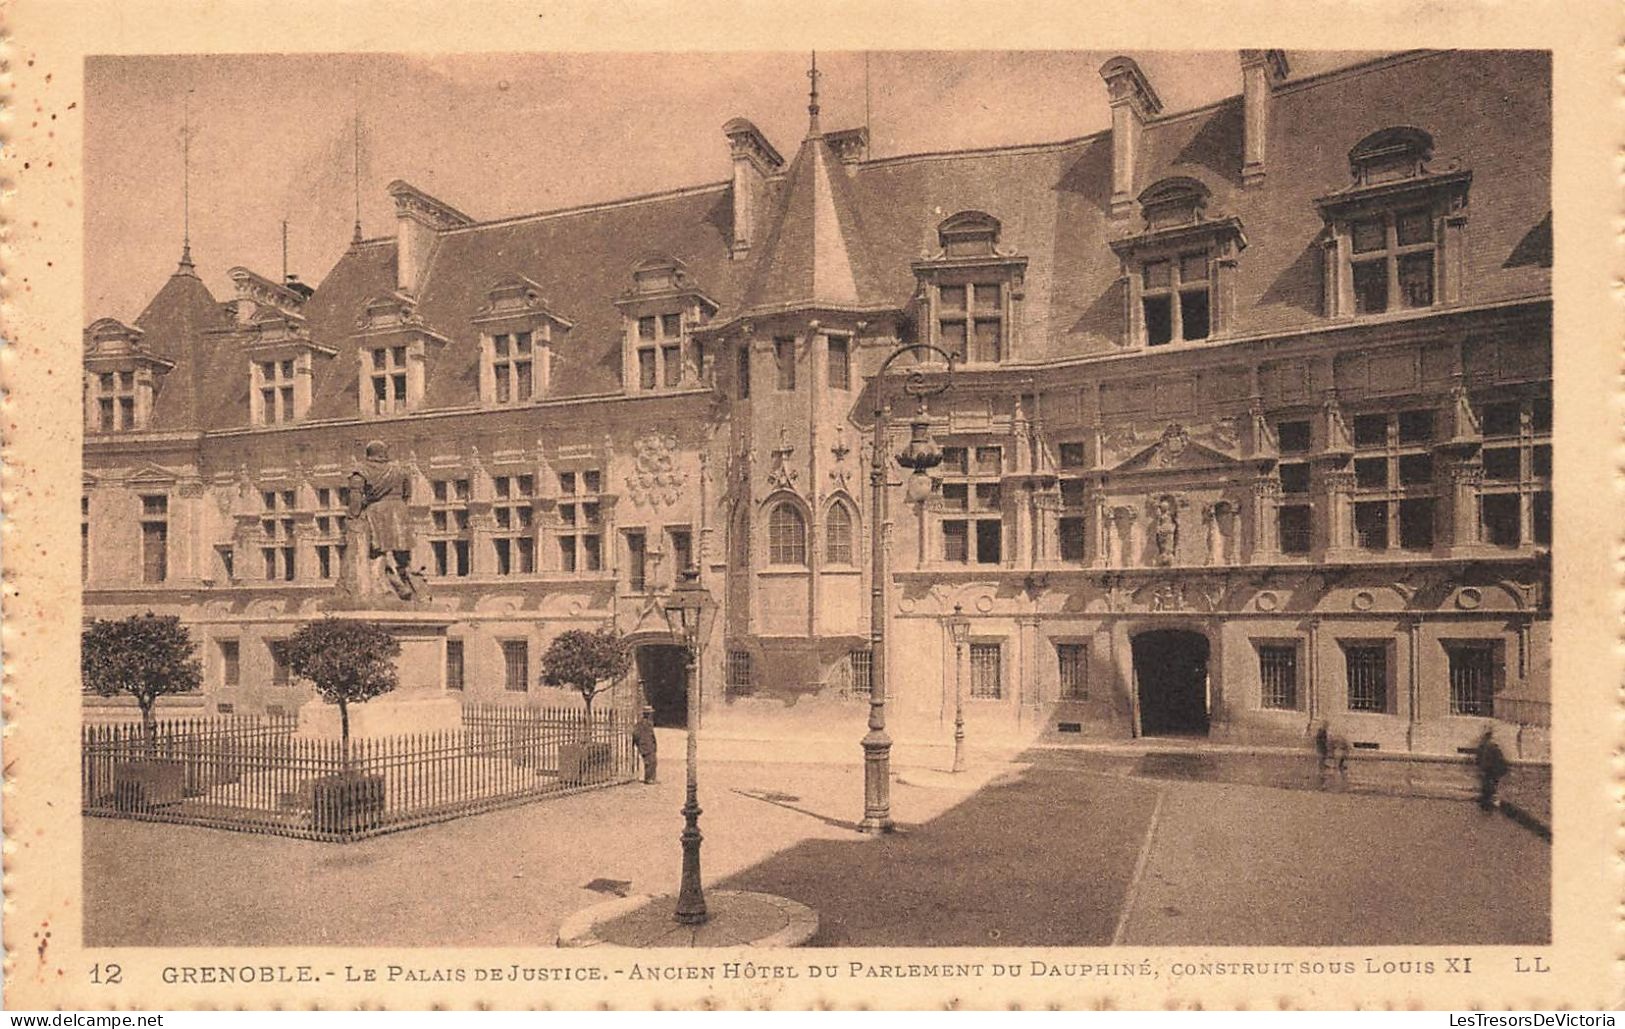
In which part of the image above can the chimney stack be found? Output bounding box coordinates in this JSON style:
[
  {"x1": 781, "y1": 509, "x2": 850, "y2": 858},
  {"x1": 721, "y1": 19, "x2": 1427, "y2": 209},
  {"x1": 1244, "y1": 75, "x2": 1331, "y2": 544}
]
[
  {"x1": 386, "y1": 180, "x2": 475, "y2": 294},
  {"x1": 1240, "y1": 50, "x2": 1290, "y2": 187},
  {"x1": 723, "y1": 118, "x2": 785, "y2": 261},
  {"x1": 1099, "y1": 57, "x2": 1163, "y2": 220}
]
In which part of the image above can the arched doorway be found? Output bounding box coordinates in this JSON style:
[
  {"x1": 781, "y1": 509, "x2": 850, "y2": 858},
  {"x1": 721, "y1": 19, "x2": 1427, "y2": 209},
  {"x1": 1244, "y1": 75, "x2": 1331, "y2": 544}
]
[
  {"x1": 636, "y1": 644, "x2": 690, "y2": 728},
  {"x1": 1132, "y1": 629, "x2": 1210, "y2": 736}
]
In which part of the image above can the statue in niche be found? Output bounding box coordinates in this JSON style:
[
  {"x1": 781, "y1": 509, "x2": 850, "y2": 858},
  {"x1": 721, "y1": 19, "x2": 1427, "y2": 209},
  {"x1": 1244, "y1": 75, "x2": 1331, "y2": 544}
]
[{"x1": 1151, "y1": 494, "x2": 1180, "y2": 567}]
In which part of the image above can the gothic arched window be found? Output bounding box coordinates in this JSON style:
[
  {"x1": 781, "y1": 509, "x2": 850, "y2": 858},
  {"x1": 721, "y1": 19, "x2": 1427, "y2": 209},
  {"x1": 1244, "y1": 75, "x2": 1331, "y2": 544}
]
[
  {"x1": 767, "y1": 502, "x2": 807, "y2": 566},
  {"x1": 825, "y1": 502, "x2": 855, "y2": 565}
]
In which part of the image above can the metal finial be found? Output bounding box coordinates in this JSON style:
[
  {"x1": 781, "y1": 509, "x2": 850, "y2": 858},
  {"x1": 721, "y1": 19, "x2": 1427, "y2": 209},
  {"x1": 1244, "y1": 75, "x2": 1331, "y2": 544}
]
[{"x1": 807, "y1": 50, "x2": 821, "y2": 132}]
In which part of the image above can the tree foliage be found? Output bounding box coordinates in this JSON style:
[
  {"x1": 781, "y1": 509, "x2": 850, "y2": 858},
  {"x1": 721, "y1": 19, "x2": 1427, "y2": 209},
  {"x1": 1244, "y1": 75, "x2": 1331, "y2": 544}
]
[
  {"x1": 285, "y1": 618, "x2": 400, "y2": 750},
  {"x1": 540, "y1": 627, "x2": 633, "y2": 715},
  {"x1": 82, "y1": 613, "x2": 203, "y2": 736}
]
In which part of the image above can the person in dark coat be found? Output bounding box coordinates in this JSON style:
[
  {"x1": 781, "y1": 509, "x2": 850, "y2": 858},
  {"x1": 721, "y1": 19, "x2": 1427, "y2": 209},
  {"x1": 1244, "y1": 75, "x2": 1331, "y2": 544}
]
[
  {"x1": 1474, "y1": 727, "x2": 1509, "y2": 811},
  {"x1": 632, "y1": 706, "x2": 658, "y2": 784}
]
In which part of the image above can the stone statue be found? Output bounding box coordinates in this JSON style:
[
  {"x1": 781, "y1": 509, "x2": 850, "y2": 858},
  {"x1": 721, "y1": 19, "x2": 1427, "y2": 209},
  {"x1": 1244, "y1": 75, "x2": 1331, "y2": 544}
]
[
  {"x1": 1152, "y1": 494, "x2": 1179, "y2": 567},
  {"x1": 345, "y1": 440, "x2": 423, "y2": 602}
]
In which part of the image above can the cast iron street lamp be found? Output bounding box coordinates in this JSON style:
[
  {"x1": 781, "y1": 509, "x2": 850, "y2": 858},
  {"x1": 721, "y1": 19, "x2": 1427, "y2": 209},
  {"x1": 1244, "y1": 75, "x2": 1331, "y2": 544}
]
[
  {"x1": 661, "y1": 562, "x2": 715, "y2": 924},
  {"x1": 861, "y1": 343, "x2": 956, "y2": 834},
  {"x1": 947, "y1": 603, "x2": 971, "y2": 774}
]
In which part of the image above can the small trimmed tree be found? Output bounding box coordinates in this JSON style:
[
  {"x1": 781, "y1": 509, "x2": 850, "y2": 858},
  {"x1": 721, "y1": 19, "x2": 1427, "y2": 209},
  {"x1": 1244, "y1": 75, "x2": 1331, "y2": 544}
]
[
  {"x1": 540, "y1": 627, "x2": 633, "y2": 726},
  {"x1": 285, "y1": 618, "x2": 399, "y2": 755},
  {"x1": 82, "y1": 613, "x2": 203, "y2": 743}
]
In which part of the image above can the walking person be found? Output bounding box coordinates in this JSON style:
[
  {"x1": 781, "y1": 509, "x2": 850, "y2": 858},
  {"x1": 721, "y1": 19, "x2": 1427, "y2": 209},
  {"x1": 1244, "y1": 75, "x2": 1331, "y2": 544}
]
[
  {"x1": 632, "y1": 705, "x2": 658, "y2": 784},
  {"x1": 1474, "y1": 727, "x2": 1509, "y2": 812}
]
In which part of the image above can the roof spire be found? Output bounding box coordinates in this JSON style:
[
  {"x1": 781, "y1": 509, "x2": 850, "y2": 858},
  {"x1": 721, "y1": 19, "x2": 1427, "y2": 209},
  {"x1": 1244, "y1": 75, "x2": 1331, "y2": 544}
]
[
  {"x1": 352, "y1": 94, "x2": 363, "y2": 245},
  {"x1": 177, "y1": 89, "x2": 195, "y2": 274},
  {"x1": 807, "y1": 50, "x2": 821, "y2": 137}
]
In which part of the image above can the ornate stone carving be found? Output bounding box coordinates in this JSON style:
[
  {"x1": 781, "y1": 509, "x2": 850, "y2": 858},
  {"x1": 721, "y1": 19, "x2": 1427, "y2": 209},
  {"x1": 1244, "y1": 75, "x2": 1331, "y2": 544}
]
[
  {"x1": 1147, "y1": 492, "x2": 1184, "y2": 566},
  {"x1": 766, "y1": 428, "x2": 799, "y2": 492},
  {"x1": 828, "y1": 429, "x2": 853, "y2": 491},
  {"x1": 624, "y1": 431, "x2": 687, "y2": 510}
]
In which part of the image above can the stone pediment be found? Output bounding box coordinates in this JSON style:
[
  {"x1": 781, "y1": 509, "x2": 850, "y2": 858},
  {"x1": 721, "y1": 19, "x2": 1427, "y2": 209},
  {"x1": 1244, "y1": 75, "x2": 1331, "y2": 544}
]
[
  {"x1": 124, "y1": 462, "x2": 181, "y2": 488},
  {"x1": 1113, "y1": 423, "x2": 1239, "y2": 474}
]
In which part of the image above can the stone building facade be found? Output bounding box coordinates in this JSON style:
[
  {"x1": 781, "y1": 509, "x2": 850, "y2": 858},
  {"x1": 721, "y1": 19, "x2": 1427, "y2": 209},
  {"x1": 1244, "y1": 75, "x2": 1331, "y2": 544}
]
[{"x1": 83, "y1": 50, "x2": 1551, "y2": 755}]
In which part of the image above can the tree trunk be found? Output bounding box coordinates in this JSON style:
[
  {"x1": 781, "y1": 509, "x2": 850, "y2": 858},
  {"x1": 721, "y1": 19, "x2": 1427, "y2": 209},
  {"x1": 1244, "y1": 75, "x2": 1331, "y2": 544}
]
[
  {"x1": 581, "y1": 691, "x2": 595, "y2": 742},
  {"x1": 339, "y1": 700, "x2": 351, "y2": 770},
  {"x1": 138, "y1": 696, "x2": 157, "y2": 755}
]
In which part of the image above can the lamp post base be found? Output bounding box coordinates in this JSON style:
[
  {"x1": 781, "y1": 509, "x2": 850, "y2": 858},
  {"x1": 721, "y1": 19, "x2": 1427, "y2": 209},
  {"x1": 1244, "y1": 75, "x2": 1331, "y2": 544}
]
[
  {"x1": 674, "y1": 796, "x2": 708, "y2": 924},
  {"x1": 859, "y1": 728, "x2": 894, "y2": 834}
]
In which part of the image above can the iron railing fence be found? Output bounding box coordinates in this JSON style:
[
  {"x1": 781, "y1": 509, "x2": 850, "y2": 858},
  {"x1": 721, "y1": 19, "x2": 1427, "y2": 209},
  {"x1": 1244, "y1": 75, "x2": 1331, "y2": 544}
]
[{"x1": 82, "y1": 704, "x2": 632, "y2": 842}]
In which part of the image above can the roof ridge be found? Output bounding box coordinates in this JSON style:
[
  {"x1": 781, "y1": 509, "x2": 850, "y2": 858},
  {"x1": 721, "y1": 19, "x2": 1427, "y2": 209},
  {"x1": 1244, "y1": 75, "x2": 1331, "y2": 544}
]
[{"x1": 443, "y1": 180, "x2": 730, "y2": 235}]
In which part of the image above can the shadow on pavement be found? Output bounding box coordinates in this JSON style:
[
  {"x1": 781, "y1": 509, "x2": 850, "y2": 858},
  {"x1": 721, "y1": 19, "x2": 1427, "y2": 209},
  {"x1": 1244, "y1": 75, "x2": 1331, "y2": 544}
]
[{"x1": 714, "y1": 763, "x2": 1161, "y2": 947}]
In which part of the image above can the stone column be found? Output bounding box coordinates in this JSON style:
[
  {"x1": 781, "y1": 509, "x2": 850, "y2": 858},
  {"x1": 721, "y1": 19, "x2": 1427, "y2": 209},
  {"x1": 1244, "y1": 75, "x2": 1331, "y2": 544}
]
[{"x1": 1250, "y1": 476, "x2": 1281, "y2": 562}]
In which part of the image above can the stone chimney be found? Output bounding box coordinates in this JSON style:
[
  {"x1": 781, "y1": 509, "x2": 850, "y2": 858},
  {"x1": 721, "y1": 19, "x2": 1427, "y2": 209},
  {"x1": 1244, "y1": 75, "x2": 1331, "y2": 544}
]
[
  {"x1": 387, "y1": 180, "x2": 474, "y2": 294},
  {"x1": 1099, "y1": 56, "x2": 1163, "y2": 220},
  {"x1": 1240, "y1": 50, "x2": 1290, "y2": 187},
  {"x1": 825, "y1": 127, "x2": 869, "y2": 164},
  {"x1": 723, "y1": 118, "x2": 785, "y2": 260}
]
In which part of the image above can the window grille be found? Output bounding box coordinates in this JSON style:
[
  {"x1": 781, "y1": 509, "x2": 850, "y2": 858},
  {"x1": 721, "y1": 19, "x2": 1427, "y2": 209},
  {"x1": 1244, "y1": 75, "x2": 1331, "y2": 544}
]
[
  {"x1": 1447, "y1": 644, "x2": 1495, "y2": 717},
  {"x1": 445, "y1": 640, "x2": 465, "y2": 692},
  {"x1": 1057, "y1": 643, "x2": 1088, "y2": 700},
  {"x1": 502, "y1": 640, "x2": 529, "y2": 692},
  {"x1": 727, "y1": 651, "x2": 755, "y2": 696},
  {"x1": 970, "y1": 643, "x2": 1002, "y2": 699},
  {"x1": 1344, "y1": 644, "x2": 1388, "y2": 713},
  {"x1": 1258, "y1": 644, "x2": 1298, "y2": 710},
  {"x1": 848, "y1": 649, "x2": 872, "y2": 695}
]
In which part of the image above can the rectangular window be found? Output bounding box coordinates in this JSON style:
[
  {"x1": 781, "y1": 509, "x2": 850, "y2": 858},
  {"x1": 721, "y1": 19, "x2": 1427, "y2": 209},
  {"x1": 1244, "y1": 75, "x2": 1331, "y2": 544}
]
[
  {"x1": 252, "y1": 359, "x2": 298, "y2": 425},
  {"x1": 1058, "y1": 516, "x2": 1087, "y2": 562},
  {"x1": 1277, "y1": 420, "x2": 1312, "y2": 454},
  {"x1": 1353, "y1": 413, "x2": 1389, "y2": 448},
  {"x1": 668, "y1": 527, "x2": 693, "y2": 578},
  {"x1": 969, "y1": 643, "x2": 1003, "y2": 700},
  {"x1": 1354, "y1": 501, "x2": 1388, "y2": 550},
  {"x1": 827, "y1": 336, "x2": 851, "y2": 390},
  {"x1": 942, "y1": 520, "x2": 969, "y2": 563},
  {"x1": 975, "y1": 519, "x2": 1002, "y2": 565},
  {"x1": 140, "y1": 495, "x2": 169, "y2": 584},
  {"x1": 737, "y1": 345, "x2": 751, "y2": 399},
  {"x1": 1447, "y1": 644, "x2": 1495, "y2": 717},
  {"x1": 1354, "y1": 457, "x2": 1388, "y2": 489},
  {"x1": 662, "y1": 344, "x2": 683, "y2": 387},
  {"x1": 1279, "y1": 505, "x2": 1312, "y2": 554},
  {"x1": 1143, "y1": 294, "x2": 1173, "y2": 346},
  {"x1": 774, "y1": 337, "x2": 796, "y2": 390},
  {"x1": 1399, "y1": 498, "x2": 1435, "y2": 551},
  {"x1": 81, "y1": 495, "x2": 91, "y2": 582},
  {"x1": 1279, "y1": 462, "x2": 1311, "y2": 494},
  {"x1": 1179, "y1": 290, "x2": 1210, "y2": 341},
  {"x1": 558, "y1": 469, "x2": 604, "y2": 573},
  {"x1": 1352, "y1": 260, "x2": 1388, "y2": 314},
  {"x1": 1481, "y1": 493, "x2": 1521, "y2": 547},
  {"x1": 939, "y1": 444, "x2": 1002, "y2": 564},
  {"x1": 638, "y1": 348, "x2": 657, "y2": 390},
  {"x1": 492, "y1": 474, "x2": 536, "y2": 576},
  {"x1": 939, "y1": 283, "x2": 1004, "y2": 362},
  {"x1": 313, "y1": 486, "x2": 350, "y2": 581},
  {"x1": 489, "y1": 332, "x2": 536, "y2": 405},
  {"x1": 93, "y1": 367, "x2": 143, "y2": 431},
  {"x1": 848, "y1": 649, "x2": 872, "y2": 695},
  {"x1": 1347, "y1": 209, "x2": 1435, "y2": 315},
  {"x1": 1482, "y1": 447, "x2": 1520, "y2": 481},
  {"x1": 727, "y1": 650, "x2": 754, "y2": 697},
  {"x1": 1533, "y1": 491, "x2": 1552, "y2": 545},
  {"x1": 1344, "y1": 644, "x2": 1388, "y2": 713},
  {"x1": 369, "y1": 346, "x2": 409, "y2": 415},
  {"x1": 443, "y1": 640, "x2": 464, "y2": 692},
  {"x1": 1397, "y1": 453, "x2": 1433, "y2": 486},
  {"x1": 1259, "y1": 644, "x2": 1298, "y2": 710},
  {"x1": 1057, "y1": 643, "x2": 1088, "y2": 700},
  {"x1": 257, "y1": 489, "x2": 298, "y2": 582},
  {"x1": 268, "y1": 640, "x2": 291, "y2": 688},
  {"x1": 626, "y1": 530, "x2": 647, "y2": 592},
  {"x1": 1058, "y1": 442, "x2": 1087, "y2": 468},
  {"x1": 1397, "y1": 409, "x2": 1435, "y2": 444},
  {"x1": 1142, "y1": 252, "x2": 1211, "y2": 344},
  {"x1": 429, "y1": 478, "x2": 472, "y2": 577},
  {"x1": 219, "y1": 640, "x2": 240, "y2": 689},
  {"x1": 502, "y1": 640, "x2": 530, "y2": 692}
]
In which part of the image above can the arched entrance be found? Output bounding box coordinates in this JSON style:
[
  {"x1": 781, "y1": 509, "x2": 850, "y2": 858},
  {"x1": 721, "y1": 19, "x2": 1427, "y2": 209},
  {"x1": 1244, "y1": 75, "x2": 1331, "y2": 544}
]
[
  {"x1": 1132, "y1": 629, "x2": 1211, "y2": 736},
  {"x1": 636, "y1": 644, "x2": 690, "y2": 728}
]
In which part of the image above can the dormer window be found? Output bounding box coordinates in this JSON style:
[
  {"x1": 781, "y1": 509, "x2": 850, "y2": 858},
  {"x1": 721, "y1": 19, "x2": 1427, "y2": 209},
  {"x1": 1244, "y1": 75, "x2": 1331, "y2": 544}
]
[
  {"x1": 1110, "y1": 178, "x2": 1245, "y2": 348},
  {"x1": 474, "y1": 276, "x2": 566, "y2": 406},
  {"x1": 255, "y1": 359, "x2": 297, "y2": 425},
  {"x1": 1316, "y1": 127, "x2": 1470, "y2": 319},
  {"x1": 351, "y1": 291, "x2": 439, "y2": 420},
  {"x1": 94, "y1": 371, "x2": 137, "y2": 431},
  {"x1": 368, "y1": 346, "x2": 409, "y2": 415},
  {"x1": 913, "y1": 212, "x2": 1026, "y2": 367},
  {"x1": 83, "y1": 318, "x2": 172, "y2": 434},
  {"x1": 616, "y1": 256, "x2": 716, "y2": 394}
]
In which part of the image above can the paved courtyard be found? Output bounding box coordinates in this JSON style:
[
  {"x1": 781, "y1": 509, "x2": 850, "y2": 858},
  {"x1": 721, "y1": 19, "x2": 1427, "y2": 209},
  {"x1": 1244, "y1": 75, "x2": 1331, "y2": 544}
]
[{"x1": 83, "y1": 742, "x2": 1549, "y2": 948}]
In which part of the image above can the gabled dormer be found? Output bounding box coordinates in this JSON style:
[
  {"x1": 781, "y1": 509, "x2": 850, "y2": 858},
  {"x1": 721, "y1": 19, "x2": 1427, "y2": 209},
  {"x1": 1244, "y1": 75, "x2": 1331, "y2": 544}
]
[
  {"x1": 242, "y1": 308, "x2": 337, "y2": 427},
  {"x1": 1109, "y1": 177, "x2": 1247, "y2": 348},
  {"x1": 353, "y1": 290, "x2": 449, "y2": 419},
  {"x1": 473, "y1": 275, "x2": 573, "y2": 406},
  {"x1": 911, "y1": 211, "x2": 1027, "y2": 366},
  {"x1": 614, "y1": 255, "x2": 717, "y2": 393},
  {"x1": 1314, "y1": 127, "x2": 1471, "y2": 318},
  {"x1": 84, "y1": 318, "x2": 173, "y2": 433}
]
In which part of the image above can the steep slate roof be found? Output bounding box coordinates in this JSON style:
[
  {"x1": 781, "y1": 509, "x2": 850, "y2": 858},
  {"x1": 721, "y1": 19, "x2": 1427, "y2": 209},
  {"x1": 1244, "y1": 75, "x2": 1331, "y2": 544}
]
[
  {"x1": 130, "y1": 256, "x2": 232, "y2": 431},
  {"x1": 143, "y1": 49, "x2": 1551, "y2": 432}
]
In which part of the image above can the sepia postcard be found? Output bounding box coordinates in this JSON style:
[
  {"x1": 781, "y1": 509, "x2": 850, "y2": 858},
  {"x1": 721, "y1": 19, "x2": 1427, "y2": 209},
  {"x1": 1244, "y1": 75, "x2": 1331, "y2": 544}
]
[{"x1": 4, "y1": 0, "x2": 1620, "y2": 1011}]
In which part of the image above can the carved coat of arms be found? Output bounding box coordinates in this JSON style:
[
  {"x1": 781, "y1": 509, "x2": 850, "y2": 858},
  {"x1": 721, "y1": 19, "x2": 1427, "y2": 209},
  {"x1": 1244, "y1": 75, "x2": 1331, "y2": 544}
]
[{"x1": 625, "y1": 432, "x2": 687, "y2": 509}]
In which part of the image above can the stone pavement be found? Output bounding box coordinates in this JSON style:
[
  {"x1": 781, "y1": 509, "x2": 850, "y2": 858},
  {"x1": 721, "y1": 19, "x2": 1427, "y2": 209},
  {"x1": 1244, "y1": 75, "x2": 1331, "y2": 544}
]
[
  {"x1": 83, "y1": 742, "x2": 1549, "y2": 948},
  {"x1": 557, "y1": 890, "x2": 817, "y2": 948}
]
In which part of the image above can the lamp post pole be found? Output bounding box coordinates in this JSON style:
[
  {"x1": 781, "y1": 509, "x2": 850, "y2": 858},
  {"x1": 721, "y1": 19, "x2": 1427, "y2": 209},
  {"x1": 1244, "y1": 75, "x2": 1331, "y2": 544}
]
[
  {"x1": 951, "y1": 603, "x2": 967, "y2": 774},
  {"x1": 665, "y1": 564, "x2": 713, "y2": 925},
  {"x1": 861, "y1": 344, "x2": 954, "y2": 834}
]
